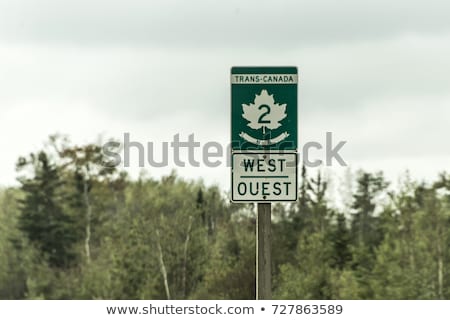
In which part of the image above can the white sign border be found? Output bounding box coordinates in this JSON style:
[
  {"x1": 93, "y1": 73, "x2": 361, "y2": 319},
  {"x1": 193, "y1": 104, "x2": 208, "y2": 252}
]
[{"x1": 231, "y1": 152, "x2": 298, "y2": 203}]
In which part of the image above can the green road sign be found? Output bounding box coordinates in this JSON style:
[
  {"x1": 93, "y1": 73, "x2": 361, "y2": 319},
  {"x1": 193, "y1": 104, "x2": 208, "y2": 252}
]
[{"x1": 231, "y1": 66, "x2": 298, "y2": 151}]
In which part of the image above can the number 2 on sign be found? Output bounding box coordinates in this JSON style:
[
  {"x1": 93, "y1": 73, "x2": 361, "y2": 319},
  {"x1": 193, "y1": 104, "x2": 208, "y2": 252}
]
[{"x1": 258, "y1": 104, "x2": 271, "y2": 124}]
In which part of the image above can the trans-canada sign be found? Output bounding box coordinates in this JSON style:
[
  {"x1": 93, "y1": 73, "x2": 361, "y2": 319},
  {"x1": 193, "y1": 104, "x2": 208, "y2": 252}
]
[{"x1": 231, "y1": 67, "x2": 298, "y2": 151}]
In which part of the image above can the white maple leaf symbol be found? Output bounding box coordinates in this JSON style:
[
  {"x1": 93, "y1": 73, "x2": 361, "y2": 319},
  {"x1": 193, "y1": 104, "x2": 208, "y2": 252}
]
[{"x1": 242, "y1": 89, "x2": 287, "y2": 134}]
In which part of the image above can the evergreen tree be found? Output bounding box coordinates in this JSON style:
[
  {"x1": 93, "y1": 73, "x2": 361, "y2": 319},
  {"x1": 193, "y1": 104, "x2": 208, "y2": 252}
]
[
  {"x1": 351, "y1": 171, "x2": 388, "y2": 249},
  {"x1": 16, "y1": 151, "x2": 80, "y2": 268},
  {"x1": 330, "y1": 213, "x2": 352, "y2": 270}
]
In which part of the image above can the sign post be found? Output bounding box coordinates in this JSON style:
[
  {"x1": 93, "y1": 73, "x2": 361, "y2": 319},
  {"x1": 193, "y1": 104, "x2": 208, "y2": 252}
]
[
  {"x1": 257, "y1": 202, "x2": 271, "y2": 300},
  {"x1": 231, "y1": 66, "x2": 298, "y2": 300}
]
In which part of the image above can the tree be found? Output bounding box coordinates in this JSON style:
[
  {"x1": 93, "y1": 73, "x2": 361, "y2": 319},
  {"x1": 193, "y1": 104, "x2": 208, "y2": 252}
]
[
  {"x1": 351, "y1": 171, "x2": 388, "y2": 249},
  {"x1": 0, "y1": 188, "x2": 30, "y2": 299},
  {"x1": 51, "y1": 135, "x2": 121, "y2": 264},
  {"x1": 275, "y1": 170, "x2": 337, "y2": 299},
  {"x1": 191, "y1": 219, "x2": 256, "y2": 299},
  {"x1": 275, "y1": 232, "x2": 333, "y2": 299},
  {"x1": 330, "y1": 213, "x2": 352, "y2": 270},
  {"x1": 16, "y1": 151, "x2": 81, "y2": 268}
]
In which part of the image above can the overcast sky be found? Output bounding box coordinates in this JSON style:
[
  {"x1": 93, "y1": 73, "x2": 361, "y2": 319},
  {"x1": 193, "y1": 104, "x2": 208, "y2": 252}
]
[{"x1": 0, "y1": 0, "x2": 449, "y2": 191}]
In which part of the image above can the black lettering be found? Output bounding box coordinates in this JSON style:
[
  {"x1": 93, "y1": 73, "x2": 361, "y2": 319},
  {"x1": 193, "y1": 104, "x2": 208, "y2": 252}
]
[
  {"x1": 242, "y1": 159, "x2": 255, "y2": 172},
  {"x1": 283, "y1": 182, "x2": 291, "y2": 195},
  {"x1": 273, "y1": 182, "x2": 282, "y2": 195},
  {"x1": 267, "y1": 159, "x2": 276, "y2": 172},
  {"x1": 278, "y1": 159, "x2": 286, "y2": 172},
  {"x1": 257, "y1": 159, "x2": 265, "y2": 172},
  {"x1": 249, "y1": 182, "x2": 259, "y2": 195},
  {"x1": 237, "y1": 182, "x2": 247, "y2": 195},
  {"x1": 262, "y1": 182, "x2": 270, "y2": 196}
]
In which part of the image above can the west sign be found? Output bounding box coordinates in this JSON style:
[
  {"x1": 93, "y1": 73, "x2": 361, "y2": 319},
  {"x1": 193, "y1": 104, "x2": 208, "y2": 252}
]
[{"x1": 231, "y1": 153, "x2": 298, "y2": 202}]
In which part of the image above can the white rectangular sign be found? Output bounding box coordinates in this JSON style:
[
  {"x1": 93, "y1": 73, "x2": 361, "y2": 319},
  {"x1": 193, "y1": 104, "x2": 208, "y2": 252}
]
[{"x1": 232, "y1": 153, "x2": 297, "y2": 202}]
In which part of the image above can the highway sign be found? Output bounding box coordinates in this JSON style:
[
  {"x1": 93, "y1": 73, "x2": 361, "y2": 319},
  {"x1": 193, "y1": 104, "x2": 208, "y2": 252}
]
[
  {"x1": 231, "y1": 152, "x2": 297, "y2": 202},
  {"x1": 231, "y1": 66, "x2": 298, "y2": 151}
]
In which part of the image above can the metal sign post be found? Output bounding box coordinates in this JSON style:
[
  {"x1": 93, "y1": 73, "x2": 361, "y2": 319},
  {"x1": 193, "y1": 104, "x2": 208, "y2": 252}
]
[
  {"x1": 257, "y1": 202, "x2": 271, "y2": 300},
  {"x1": 230, "y1": 66, "x2": 298, "y2": 300}
]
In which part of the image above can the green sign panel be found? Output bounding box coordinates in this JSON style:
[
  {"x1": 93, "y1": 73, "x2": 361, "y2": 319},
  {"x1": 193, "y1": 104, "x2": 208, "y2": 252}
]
[{"x1": 231, "y1": 66, "x2": 298, "y2": 151}]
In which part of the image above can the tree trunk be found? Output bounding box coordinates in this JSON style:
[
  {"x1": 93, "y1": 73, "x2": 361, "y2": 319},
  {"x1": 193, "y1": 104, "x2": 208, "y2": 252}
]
[
  {"x1": 437, "y1": 240, "x2": 444, "y2": 299},
  {"x1": 182, "y1": 216, "x2": 193, "y2": 298},
  {"x1": 156, "y1": 228, "x2": 171, "y2": 300},
  {"x1": 82, "y1": 173, "x2": 92, "y2": 264}
]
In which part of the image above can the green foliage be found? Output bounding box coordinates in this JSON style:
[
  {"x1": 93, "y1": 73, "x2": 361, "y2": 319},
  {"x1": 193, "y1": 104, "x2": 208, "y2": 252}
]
[
  {"x1": 191, "y1": 220, "x2": 256, "y2": 299},
  {"x1": 275, "y1": 232, "x2": 333, "y2": 299},
  {"x1": 16, "y1": 151, "x2": 81, "y2": 268},
  {"x1": 0, "y1": 188, "x2": 29, "y2": 298},
  {"x1": 1, "y1": 136, "x2": 450, "y2": 299},
  {"x1": 330, "y1": 213, "x2": 352, "y2": 270},
  {"x1": 351, "y1": 171, "x2": 388, "y2": 249}
]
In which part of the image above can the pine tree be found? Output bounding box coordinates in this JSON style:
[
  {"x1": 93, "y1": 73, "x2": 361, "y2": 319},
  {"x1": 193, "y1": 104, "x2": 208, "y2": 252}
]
[
  {"x1": 330, "y1": 213, "x2": 352, "y2": 270},
  {"x1": 351, "y1": 171, "x2": 388, "y2": 249},
  {"x1": 17, "y1": 151, "x2": 80, "y2": 268}
]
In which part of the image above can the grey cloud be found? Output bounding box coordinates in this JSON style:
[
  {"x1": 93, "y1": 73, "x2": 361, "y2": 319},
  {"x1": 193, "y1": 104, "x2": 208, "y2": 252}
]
[
  {"x1": 299, "y1": 36, "x2": 450, "y2": 113},
  {"x1": 1, "y1": 33, "x2": 450, "y2": 124},
  {"x1": 1, "y1": 0, "x2": 450, "y2": 47},
  {"x1": 300, "y1": 96, "x2": 450, "y2": 162}
]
